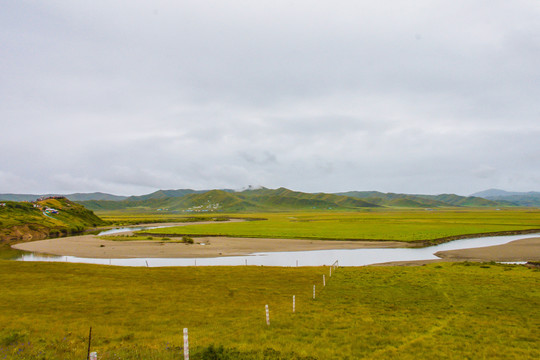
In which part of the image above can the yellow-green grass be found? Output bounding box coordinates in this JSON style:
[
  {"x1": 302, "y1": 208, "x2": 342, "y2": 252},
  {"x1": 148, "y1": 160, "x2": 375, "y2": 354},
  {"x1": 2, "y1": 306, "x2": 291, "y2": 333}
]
[
  {"x1": 0, "y1": 261, "x2": 538, "y2": 359},
  {"x1": 94, "y1": 211, "x2": 233, "y2": 226},
  {"x1": 145, "y1": 209, "x2": 540, "y2": 242}
]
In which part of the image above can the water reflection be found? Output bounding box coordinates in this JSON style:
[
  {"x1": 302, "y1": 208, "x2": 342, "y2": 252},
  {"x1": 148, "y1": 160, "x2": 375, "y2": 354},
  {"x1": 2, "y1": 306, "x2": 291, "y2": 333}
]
[
  {"x1": 12, "y1": 233, "x2": 539, "y2": 267},
  {"x1": 0, "y1": 245, "x2": 28, "y2": 260},
  {"x1": 97, "y1": 225, "x2": 174, "y2": 236}
]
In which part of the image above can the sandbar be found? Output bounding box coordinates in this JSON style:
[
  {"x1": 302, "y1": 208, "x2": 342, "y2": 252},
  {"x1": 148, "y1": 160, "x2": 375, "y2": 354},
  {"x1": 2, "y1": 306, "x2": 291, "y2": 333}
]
[{"x1": 12, "y1": 235, "x2": 413, "y2": 259}]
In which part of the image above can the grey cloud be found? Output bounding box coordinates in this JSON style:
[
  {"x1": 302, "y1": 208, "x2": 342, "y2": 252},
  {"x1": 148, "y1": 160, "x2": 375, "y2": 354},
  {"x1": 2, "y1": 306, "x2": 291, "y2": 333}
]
[{"x1": 0, "y1": 1, "x2": 538, "y2": 195}]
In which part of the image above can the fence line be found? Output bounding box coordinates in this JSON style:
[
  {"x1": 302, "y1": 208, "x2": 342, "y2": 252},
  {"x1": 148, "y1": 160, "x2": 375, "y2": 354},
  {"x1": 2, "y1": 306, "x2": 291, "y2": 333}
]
[{"x1": 77, "y1": 258, "x2": 343, "y2": 359}]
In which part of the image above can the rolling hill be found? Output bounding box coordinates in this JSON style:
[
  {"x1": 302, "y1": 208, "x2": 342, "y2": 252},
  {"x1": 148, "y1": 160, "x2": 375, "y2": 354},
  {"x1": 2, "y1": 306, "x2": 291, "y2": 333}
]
[
  {"x1": 3, "y1": 187, "x2": 528, "y2": 214},
  {"x1": 78, "y1": 187, "x2": 381, "y2": 212},
  {"x1": 74, "y1": 187, "x2": 518, "y2": 213}
]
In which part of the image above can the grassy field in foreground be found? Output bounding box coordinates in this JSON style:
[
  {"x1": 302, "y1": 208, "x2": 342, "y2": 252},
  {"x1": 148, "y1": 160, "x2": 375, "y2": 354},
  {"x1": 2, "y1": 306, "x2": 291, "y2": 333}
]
[
  {"x1": 144, "y1": 209, "x2": 540, "y2": 242},
  {"x1": 0, "y1": 261, "x2": 538, "y2": 359}
]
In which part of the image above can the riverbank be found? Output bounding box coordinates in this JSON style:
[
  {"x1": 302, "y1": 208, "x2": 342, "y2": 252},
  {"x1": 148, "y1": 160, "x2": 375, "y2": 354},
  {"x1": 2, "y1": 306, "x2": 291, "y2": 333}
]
[
  {"x1": 434, "y1": 237, "x2": 540, "y2": 262},
  {"x1": 11, "y1": 233, "x2": 540, "y2": 264}
]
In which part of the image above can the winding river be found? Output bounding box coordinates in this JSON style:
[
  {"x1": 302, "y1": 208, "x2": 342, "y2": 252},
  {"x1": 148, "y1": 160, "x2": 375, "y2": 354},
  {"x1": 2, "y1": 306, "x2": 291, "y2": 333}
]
[{"x1": 10, "y1": 228, "x2": 538, "y2": 267}]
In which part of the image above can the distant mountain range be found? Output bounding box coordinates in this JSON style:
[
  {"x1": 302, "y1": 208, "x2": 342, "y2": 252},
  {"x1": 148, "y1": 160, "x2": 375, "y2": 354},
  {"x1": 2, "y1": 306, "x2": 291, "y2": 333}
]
[
  {"x1": 76, "y1": 188, "x2": 379, "y2": 212},
  {"x1": 470, "y1": 189, "x2": 540, "y2": 207},
  {"x1": 3, "y1": 187, "x2": 535, "y2": 212},
  {"x1": 0, "y1": 192, "x2": 128, "y2": 202}
]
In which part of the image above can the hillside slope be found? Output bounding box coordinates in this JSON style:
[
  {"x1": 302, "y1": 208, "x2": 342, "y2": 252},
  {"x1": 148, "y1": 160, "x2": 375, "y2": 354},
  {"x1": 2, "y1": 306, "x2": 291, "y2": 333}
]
[{"x1": 0, "y1": 197, "x2": 105, "y2": 244}]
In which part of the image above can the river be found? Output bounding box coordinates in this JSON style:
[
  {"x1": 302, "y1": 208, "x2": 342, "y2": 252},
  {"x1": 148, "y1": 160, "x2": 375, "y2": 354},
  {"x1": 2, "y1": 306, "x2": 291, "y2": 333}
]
[{"x1": 8, "y1": 227, "x2": 538, "y2": 267}]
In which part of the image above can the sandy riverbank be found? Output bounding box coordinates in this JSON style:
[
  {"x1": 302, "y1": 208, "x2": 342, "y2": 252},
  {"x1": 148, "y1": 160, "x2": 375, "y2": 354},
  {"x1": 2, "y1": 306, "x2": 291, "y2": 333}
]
[
  {"x1": 12, "y1": 235, "x2": 413, "y2": 259},
  {"x1": 434, "y1": 237, "x2": 540, "y2": 262},
  {"x1": 374, "y1": 237, "x2": 540, "y2": 266}
]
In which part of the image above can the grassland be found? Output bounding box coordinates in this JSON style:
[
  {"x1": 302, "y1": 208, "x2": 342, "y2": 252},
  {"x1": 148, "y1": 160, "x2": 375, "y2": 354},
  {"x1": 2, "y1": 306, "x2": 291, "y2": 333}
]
[
  {"x1": 143, "y1": 209, "x2": 540, "y2": 243},
  {"x1": 0, "y1": 261, "x2": 538, "y2": 359},
  {"x1": 95, "y1": 212, "x2": 234, "y2": 225}
]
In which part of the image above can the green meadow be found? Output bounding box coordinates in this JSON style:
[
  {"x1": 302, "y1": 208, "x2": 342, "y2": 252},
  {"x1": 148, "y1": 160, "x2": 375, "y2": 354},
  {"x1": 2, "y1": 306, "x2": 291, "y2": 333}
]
[
  {"x1": 0, "y1": 261, "x2": 538, "y2": 359},
  {"x1": 144, "y1": 209, "x2": 540, "y2": 243}
]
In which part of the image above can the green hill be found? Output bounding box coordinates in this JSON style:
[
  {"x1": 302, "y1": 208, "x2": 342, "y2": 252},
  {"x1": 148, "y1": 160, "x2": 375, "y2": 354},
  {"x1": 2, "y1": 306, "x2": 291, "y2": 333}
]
[
  {"x1": 78, "y1": 187, "x2": 519, "y2": 213},
  {"x1": 79, "y1": 188, "x2": 382, "y2": 212},
  {"x1": 0, "y1": 197, "x2": 106, "y2": 244}
]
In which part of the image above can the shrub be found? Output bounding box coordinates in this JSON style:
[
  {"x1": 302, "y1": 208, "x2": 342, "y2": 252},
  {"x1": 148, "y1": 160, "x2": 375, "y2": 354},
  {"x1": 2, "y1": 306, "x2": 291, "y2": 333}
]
[{"x1": 182, "y1": 236, "x2": 194, "y2": 244}]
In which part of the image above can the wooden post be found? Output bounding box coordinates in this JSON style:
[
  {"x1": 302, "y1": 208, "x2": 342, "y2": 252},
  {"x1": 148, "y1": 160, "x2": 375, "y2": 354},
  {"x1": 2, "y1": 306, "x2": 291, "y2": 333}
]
[
  {"x1": 265, "y1": 304, "x2": 270, "y2": 326},
  {"x1": 293, "y1": 295, "x2": 295, "y2": 313},
  {"x1": 329, "y1": 267, "x2": 332, "y2": 277},
  {"x1": 313, "y1": 285, "x2": 316, "y2": 299},
  {"x1": 183, "y1": 328, "x2": 189, "y2": 360},
  {"x1": 145, "y1": 260, "x2": 149, "y2": 267},
  {"x1": 323, "y1": 274, "x2": 326, "y2": 287},
  {"x1": 86, "y1": 327, "x2": 92, "y2": 360},
  {"x1": 245, "y1": 259, "x2": 247, "y2": 266}
]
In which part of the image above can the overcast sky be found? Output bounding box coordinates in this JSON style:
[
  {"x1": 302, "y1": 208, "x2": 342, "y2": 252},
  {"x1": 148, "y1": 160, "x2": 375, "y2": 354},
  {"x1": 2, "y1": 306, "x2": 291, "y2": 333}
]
[{"x1": 1, "y1": 0, "x2": 539, "y2": 196}]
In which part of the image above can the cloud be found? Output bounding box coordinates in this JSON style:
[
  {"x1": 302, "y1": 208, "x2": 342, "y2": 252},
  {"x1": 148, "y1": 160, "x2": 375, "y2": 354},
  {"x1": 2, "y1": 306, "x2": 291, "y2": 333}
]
[
  {"x1": 0, "y1": 1, "x2": 539, "y2": 195},
  {"x1": 471, "y1": 165, "x2": 498, "y2": 179}
]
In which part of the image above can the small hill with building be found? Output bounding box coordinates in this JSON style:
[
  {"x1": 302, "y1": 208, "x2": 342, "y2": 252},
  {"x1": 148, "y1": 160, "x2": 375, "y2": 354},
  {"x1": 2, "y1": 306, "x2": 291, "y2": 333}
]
[{"x1": 0, "y1": 197, "x2": 105, "y2": 244}]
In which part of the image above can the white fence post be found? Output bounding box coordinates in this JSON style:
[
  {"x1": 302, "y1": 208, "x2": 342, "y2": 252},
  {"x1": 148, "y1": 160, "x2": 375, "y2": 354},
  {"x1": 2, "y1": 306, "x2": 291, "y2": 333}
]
[
  {"x1": 323, "y1": 274, "x2": 326, "y2": 287},
  {"x1": 293, "y1": 295, "x2": 295, "y2": 313},
  {"x1": 183, "y1": 328, "x2": 189, "y2": 360},
  {"x1": 313, "y1": 285, "x2": 316, "y2": 299},
  {"x1": 329, "y1": 267, "x2": 332, "y2": 277},
  {"x1": 265, "y1": 304, "x2": 270, "y2": 326}
]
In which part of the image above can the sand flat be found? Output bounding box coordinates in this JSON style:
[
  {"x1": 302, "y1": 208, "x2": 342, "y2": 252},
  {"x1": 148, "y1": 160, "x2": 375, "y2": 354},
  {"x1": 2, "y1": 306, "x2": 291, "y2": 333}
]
[
  {"x1": 12, "y1": 235, "x2": 413, "y2": 259},
  {"x1": 374, "y1": 237, "x2": 540, "y2": 266}
]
